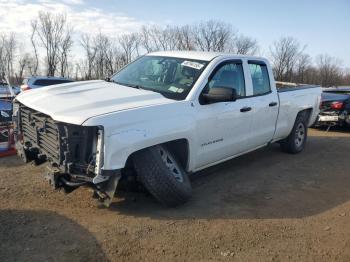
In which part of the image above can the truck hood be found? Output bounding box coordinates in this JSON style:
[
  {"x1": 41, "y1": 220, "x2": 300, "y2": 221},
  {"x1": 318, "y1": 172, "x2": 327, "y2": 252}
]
[{"x1": 15, "y1": 80, "x2": 172, "y2": 125}]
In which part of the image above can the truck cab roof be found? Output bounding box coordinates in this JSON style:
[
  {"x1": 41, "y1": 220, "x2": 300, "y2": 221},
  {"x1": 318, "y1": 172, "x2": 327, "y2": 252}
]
[{"x1": 147, "y1": 51, "x2": 266, "y2": 62}]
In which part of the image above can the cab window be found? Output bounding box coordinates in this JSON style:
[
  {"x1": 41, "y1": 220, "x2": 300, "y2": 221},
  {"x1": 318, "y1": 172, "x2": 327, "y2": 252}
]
[
  {"x1": 207, "y1": 61, "x2": 246, "y2": 97},
  {"x1": 249, "y1": 62, "x2": 271, "y2": 95}
]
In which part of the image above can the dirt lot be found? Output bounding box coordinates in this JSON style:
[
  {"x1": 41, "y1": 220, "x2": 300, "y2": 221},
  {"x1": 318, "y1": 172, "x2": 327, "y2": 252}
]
[{"x1": 1, "y1": 127, "x2": 350, "y2": 262}]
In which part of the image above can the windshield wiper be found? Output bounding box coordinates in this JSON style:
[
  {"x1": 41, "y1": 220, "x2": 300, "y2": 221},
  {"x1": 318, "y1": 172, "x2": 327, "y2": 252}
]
[
  {"x1": 123, "y1": 83, "x2": 143, "y2": 89},
  {"x1": 104, "y1": 77, "x2": 114, "y2": 82},
  {"x1": 106, "y1": 79, "x2": 155, "y2": 93},
  {"x1": 113, "y1": 81, "x2": 146, "y2": 90}
]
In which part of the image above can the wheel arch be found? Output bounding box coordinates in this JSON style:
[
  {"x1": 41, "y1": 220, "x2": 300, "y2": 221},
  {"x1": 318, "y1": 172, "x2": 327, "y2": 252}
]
[
  {"x1": 125, "y1": 138, "x2": 190, "y2": 171},
  {"x1": 297, "y1": 107, "x2": 313, "y2": 125}
]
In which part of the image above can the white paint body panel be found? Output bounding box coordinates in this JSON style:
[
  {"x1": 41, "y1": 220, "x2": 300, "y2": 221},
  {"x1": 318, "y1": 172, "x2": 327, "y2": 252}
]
[
  {"x1": 16, "y1": 51, "x2": 321, "y2": 175},
  {"x1": 15, "y1": 80, "x2": 172, "y2": 124}
]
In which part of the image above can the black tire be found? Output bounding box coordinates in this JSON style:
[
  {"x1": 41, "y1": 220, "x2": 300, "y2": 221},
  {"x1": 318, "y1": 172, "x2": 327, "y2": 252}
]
[
  {"x1": 133, "y1": 145, "x2": 192, "y2": 207},
  {"x1": 280, "y1": 112, "x2": 308, "y2": 154}
]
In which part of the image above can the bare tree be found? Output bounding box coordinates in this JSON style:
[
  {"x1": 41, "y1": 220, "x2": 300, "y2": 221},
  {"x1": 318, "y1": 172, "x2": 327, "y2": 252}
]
[
  {"x1": 59, "y1": 29, "x2": 73, "y2": 77},
  {"x1": 158, "y1": 26, "x2": 179, "y2": 51},
  {"x1": 94, "y1": 33, "x2": 112, "y2": 79},
  {"x1": 80, "y1": 33, "x2": 126, "y2": 80},
  {"x1": 292, "y1": 53, "x2": 312, "y2": 83},
  {"x1": 140, "y1": 25, "x2": 178, "y2": 52},
  {"x1": 140, "y1": 26, "x2": 156, "y2": 53},
  {"x1": 140, "y1": 26, "x2": 158, "y2": 52},
  {"x1": 316, "y1": 54, "x2": 343, "y2": 87},
  {"x1": 233, "y1": 35, "x2": 258, "y2": 55},
  {"x1": 2, "y1": 11, "x2": 350, "y2": 86},
  {"x1": 105, "y1": 47, "x2": 126, "y2": 76},
  {"x1": 175, "y1": 25, "x2": 195, "y2": 50},
  {"x1": 118, "y1": 33, "x2": 139, "y2": 64},
  {"x1": 33, "y1": 12, "x2": 71, "y2": 76},
  {"x1": 270, "y1": 37, "x2": 303, "y2": 81},
  {"x1": 194, "y1": 20, "x2": 234, "y2": 52},
  {"x1": 15, "y1": 53, "x2": 32, "y2": 83},
  {"x1": 343, "y1": 70, "x2": 350, "y2": 85},
  {"x1": 0, "y1": 33, "x2": 17, "y2": 83},
  {"x1": 0, "y1": 35, "x2": 7, "y2": 80},
  {"x1": 30, "y1": 21, "x2": 39, "y2": 75},
  {"x1": 80, "y1": 34, "x2": 97, "y2": 79}
]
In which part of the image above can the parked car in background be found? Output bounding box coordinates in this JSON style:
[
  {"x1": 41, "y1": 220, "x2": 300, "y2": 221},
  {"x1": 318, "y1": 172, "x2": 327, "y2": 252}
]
[
  {"x1": 323, "y1": 86, "x2": 350, "y2": 94},
  {"x1": 316, "y1": 88, "x2": 350, "y2": 127},
  {"x1": 0, "y1": 82, "x2": 20, "y2": 98},
  {"x1": 1, "y1": 81, "x2": 18, "y2": 122},
  {"x1": 20, "y1": 76, "x2": 74, "y2": 92},
  {"x1": 0, "y1": 99, "x2": 12, "y2": 123}
]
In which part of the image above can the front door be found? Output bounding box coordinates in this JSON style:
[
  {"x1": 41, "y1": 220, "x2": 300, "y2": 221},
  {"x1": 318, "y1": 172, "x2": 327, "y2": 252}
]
[{"x1": 194, "y1": 60, "x2": 254, "y2": 169}]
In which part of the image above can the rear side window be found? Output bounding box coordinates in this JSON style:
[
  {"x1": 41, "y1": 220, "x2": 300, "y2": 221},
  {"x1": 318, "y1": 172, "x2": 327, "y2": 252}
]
[
  {"x1": 249, "y1": 62, "x2": 271, "y2": 96},
  {"x1": 34, "y1": 79, "x2": 72, "y2": 86},
  {"x1": 208, "y1": 61, "x2": 246, "y2": 97}
]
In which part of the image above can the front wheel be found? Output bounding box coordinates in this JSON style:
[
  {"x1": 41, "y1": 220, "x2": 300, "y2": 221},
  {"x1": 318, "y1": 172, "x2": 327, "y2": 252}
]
[
  {"x1": 133, "y1": 145, "x2": 192, "y2": 207},
  {"x1": 280, "y1": 113, "x2": 308, "y2": 154}
]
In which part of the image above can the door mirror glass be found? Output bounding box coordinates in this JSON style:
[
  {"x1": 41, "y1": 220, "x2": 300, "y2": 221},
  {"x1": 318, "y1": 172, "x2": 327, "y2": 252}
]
[{"x1": 202, "y1": 87, "x2": 238, "y2": 104}]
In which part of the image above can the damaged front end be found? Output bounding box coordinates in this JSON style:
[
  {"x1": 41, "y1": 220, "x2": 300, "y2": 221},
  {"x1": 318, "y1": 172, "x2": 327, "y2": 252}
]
[{"x1": 13, "y1": 102, "x2": 120, "y2": 207}]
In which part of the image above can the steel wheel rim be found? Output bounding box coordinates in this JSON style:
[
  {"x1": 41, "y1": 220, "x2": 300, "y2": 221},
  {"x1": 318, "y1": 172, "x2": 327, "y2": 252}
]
[
  {"x1": 295, "y1": 123, "x2": 305, "y2": 147},
  {"x1": 158, "y1": 147, "x2": 184, "y2": 183}
]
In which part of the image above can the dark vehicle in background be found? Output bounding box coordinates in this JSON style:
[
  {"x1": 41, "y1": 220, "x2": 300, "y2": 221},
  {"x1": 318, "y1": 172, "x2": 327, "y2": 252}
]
[
  {"x1": 20, "y1": 76, "x2": 74, "y2": 92},
  {"x1": 323, "y1": 86, "x2": 350, "y2": 94},
  {"x1": 1, "y1": 81, "x2": 18, "y2": 122},
  {"x1": 316, "y1": 87, "x2": 350, "y2": 127}
]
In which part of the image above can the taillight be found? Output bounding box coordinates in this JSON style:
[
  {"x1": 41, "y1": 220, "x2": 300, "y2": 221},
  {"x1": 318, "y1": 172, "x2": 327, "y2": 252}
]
[
  {"x1": 20, "y1": 85, "x2": 31, "y2": 91},
  {"x1": 319, "y1": 101, "x2": 323, "y2": 109},
  {"x1": 331, "y1": 101, "x2": 344, "y2": 110}
]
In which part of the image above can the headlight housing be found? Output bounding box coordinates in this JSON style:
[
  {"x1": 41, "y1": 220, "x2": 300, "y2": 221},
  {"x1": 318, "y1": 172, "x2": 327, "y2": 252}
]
[{"x1": 93, "y1": 126, "x2": 106, "y2": 184}]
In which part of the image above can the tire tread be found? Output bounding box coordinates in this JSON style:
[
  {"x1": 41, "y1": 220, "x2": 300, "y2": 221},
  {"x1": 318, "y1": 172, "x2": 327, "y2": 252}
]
[
  {"x1": 133, "y1": 145, "x2": 192, "y2": 207},
  {"x1": 280, "y1": 112, "x2": 308, "y2": 154}
]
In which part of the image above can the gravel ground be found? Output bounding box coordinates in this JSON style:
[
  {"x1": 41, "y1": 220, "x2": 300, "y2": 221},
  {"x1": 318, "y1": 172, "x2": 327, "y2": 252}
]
[{"x1": 0, "y1": 127, "x2": 350, "y2": 262}]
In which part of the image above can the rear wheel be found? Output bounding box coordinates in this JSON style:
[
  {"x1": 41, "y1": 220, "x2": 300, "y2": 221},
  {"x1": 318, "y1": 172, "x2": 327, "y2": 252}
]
[
  {"x1": 133, "y1": 145, "x2": 192, "y2": 207},
  {"x1": 280, "y1": 113, "x2": 308, "y2": 154}
]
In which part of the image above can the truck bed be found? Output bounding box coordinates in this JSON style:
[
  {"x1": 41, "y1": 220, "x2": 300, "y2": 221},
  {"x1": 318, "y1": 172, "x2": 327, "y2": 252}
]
[
  {"x1": 277, "y1": 85, "x2": 320, "y2": 93},
  {"x1": 273, "y1": 85, "x2": 322, "y2": 141}
]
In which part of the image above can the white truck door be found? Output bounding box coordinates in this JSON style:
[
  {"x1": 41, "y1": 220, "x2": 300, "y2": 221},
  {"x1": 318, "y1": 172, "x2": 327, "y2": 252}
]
[
  {"x1": 193, "y1": 60, "x2": 254, "y2": 169},
  {"x1": 246, "y1": 61, "x2": 279, "y2": 147}
]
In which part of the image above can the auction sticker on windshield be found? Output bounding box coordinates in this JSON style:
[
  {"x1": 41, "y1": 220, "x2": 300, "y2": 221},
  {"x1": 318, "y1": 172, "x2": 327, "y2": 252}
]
[
  {"x1": 181, "y1": 61, "x2": 205, "y2": 70},
  {"x1": 168, "y1": 86, "x2": 185, "y2": 93}
]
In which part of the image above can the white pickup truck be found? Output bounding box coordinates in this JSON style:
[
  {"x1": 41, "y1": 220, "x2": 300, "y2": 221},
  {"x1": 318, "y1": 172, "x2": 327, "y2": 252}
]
[{"x1": 13, "y1": 51, "x2": 321, "y2": 207}]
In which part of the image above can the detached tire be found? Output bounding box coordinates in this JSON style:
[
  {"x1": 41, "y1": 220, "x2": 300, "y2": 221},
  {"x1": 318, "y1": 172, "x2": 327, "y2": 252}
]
[
  {"x1": 280, "y1": 112, "x2": 308, "y2": 154},
  {"x1": 133, "y1": 145, "x2": 192, "y2": 207}
]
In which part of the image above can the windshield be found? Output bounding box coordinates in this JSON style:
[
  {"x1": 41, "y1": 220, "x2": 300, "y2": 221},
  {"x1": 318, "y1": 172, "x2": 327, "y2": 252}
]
[{"x1": 111, "y1": 56, "x2": 208, "y2": 100}]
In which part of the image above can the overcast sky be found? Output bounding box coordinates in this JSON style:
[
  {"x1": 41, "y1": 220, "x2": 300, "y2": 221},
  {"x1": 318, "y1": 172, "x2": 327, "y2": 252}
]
[{"x1": 1, "y1": 0, "x2": 349, "y2": 67}]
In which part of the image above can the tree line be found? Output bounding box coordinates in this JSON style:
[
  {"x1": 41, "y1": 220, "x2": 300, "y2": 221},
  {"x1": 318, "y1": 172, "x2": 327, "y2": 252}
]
[{"x1": 0, "y1": 11, "x2": 349, "y2": 87}]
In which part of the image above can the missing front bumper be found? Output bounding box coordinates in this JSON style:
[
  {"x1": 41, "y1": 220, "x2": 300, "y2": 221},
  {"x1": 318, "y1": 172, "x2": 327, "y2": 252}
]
[{"x1": 44, "y1": 166, "x2": 121, "y2": 207}]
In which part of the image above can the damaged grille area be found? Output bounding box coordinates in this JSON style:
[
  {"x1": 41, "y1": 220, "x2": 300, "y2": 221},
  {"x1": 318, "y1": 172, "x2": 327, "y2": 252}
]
[
  {"x1": 19, "y1": 103, "x2": 98, "y2": 175},
  {"x1": 20, "y1": 104, "x2": 60, "y2": 162}
]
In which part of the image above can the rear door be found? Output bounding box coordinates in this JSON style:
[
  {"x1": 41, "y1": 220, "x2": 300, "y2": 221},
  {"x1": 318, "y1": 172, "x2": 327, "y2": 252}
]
[{"x1": 246, "y1": 61, "x2": 279, "y2": 147}]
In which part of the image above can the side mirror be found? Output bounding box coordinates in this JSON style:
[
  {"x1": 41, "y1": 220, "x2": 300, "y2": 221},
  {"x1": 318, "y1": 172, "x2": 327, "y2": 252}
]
[{"x1": 202, "y1": 87, "x2": 238, "y2": 104}]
